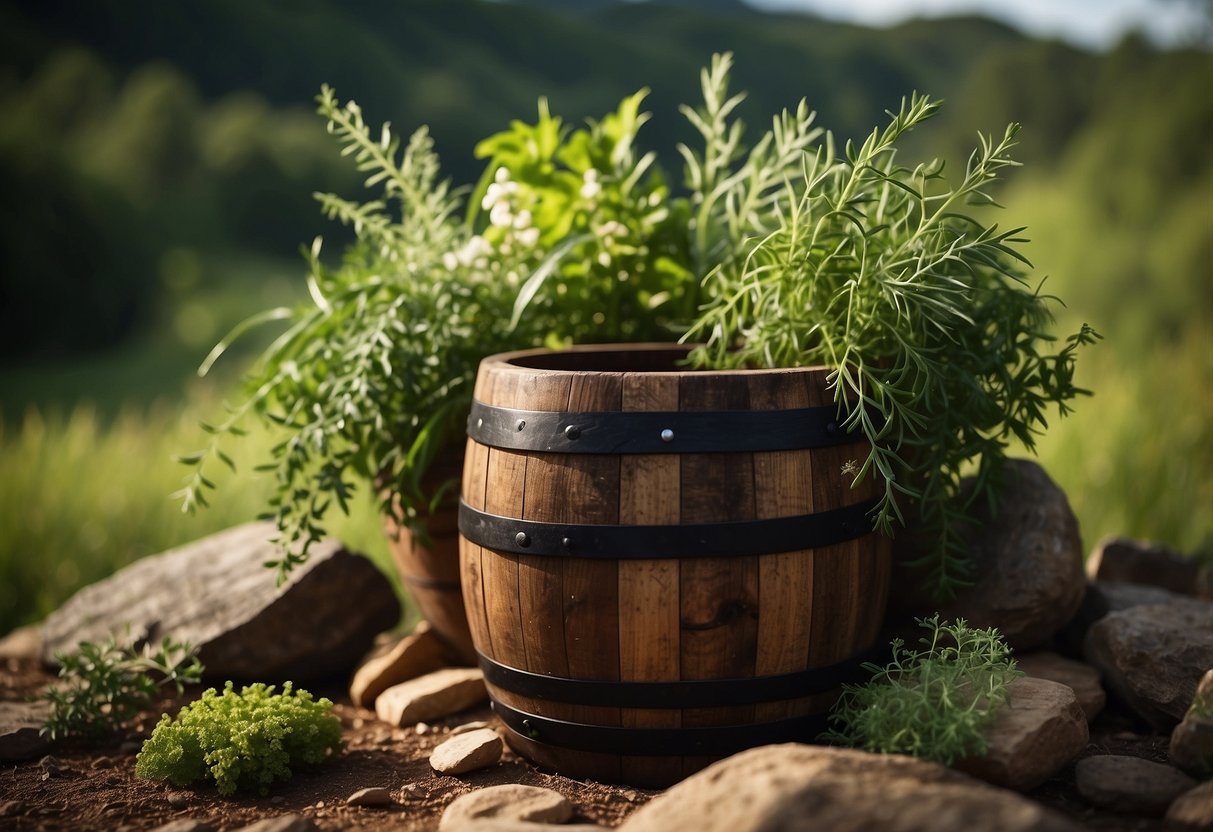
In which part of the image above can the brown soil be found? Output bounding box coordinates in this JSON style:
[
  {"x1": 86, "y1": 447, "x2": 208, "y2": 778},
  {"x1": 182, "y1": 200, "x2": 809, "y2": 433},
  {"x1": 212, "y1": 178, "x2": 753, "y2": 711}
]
[{"x1": 0, "y1": 655, "x2": 1179, "y2": 831}]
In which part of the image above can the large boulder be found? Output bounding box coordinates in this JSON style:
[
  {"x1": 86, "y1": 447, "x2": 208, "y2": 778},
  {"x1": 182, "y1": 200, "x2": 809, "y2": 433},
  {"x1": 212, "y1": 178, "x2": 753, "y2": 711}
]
[
  {"x1": 619, "y1": 744, "x2": 1079, "y2": 832},
  {"x1": 1084, "y1": 598, "x2": 1213, "y2": 729},
  {"x1": 946, "y1": 460, "x2": 1086, "y2": 650},
  {"x1": 41, "y1": 522, "x2": 400, "y2": 683}
]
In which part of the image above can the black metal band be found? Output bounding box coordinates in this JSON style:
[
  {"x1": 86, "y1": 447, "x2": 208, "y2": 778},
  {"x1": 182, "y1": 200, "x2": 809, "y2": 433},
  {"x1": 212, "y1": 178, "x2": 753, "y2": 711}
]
[
  {"x1": 491, "y1": 699, "x2": 831, "y2": 757},
  {"x1": 458, "y1": 498, "x2": 877, "y2": 558},
  {"x1": 477, "y1": 646, "x2": 884, "y2": 708},
  {"x1": 467, "y1": 400, "x2": 857, "y2": 454}
]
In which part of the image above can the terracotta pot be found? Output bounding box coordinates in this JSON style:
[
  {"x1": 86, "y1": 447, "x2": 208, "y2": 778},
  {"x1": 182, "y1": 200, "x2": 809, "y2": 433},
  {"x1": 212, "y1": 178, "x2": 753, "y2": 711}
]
[
  {"x1": 383, "y1": 449, "x2": 476, "y2": 664},
  {"x1": 458, "y1": 343, "x2": 891, "y2": 786}
]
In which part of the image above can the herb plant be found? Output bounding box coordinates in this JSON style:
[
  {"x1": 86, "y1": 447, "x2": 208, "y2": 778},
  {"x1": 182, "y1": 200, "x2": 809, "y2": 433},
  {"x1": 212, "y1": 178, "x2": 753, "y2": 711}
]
[
  {"x1": 681, "y1": 54, "x2": 1098, "y2": 596},
  {"x1": 41, "y1": 634, "x2": 203, "y2": 741},
  {"x1": 135, "y1": 681, "x2": 342, "y2": 796},
  {"x1": 181, "y1": 53, "x2": 1093, "y2": 598},
  {"x1": 823, "y1": 615, "x2": 1020, "y2": 765}
]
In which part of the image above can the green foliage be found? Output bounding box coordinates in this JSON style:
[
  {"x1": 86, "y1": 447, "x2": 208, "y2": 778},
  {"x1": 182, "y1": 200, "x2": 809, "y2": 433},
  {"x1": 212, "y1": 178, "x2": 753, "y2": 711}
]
[
  {"x1": 824, "y1": 616, "x2": 1020, "y2": 765},
  {"x1": 180, "y1": 83, "x2": 687, "y2": 579},
  {"x1": 41, "y1": 634, "x2": 202, "y2": 742},
  {"x1": 683, "y1": 56, "x2": 1099, "y2": 596},
  {"x1": 135, "y1": 681, "x2": 342, "y2": 796}
]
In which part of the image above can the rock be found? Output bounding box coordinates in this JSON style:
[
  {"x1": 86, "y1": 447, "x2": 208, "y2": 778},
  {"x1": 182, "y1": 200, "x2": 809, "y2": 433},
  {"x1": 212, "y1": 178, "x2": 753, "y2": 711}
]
[
  {"x1": 151, "y1": 821, "x2": 216, "y2": 832},
  {"x1": 376, "y1": 667, "x2": 487, "y2": 726},
  {"x1": 1171, "y1": 669, "x2": 1213, "y2": 777},
  {"x1": 620, "y1": 744, "x2": 1079, "y2": 832},
  {"x1": 1084, "y1": 599, "x2": 1213, "y2": 729},
  {"x1": 440, "y1": 784, "x2": 574, "y2": 829},
  {"x1": 0, "y1": 701, "x2": 51, "y2": 763},
  {"x1": 1099, "y1": 580, "x2": 1188, "y2": 612},
  {"x1": 1075, "y1": 755, "x2": 1197, "y2": 816},
  {"x1": 165, "y1": 792, "x2": 191, "y2": 809},
  {"x1": 0, "y1": 623, "x2": 42, "y2": 660},
  {"x1": 956, "y1": 677, "x2": 1089, "y2": 791},
  {"x1": 234, "y1": 816, "x2": 319, "y2": 832},
  {"x1": 1016, "y1": 651, "x2": 1106, "y2": 721},
  {"x1": 151, "y1": 821, "x2": 215, "y2": 832},
  {"x1": 345, "y1": 787, "x2": 393, "y2": 807},
  {"x1": 40, "y1": 522, "x2": 399, "y2": 683},
  {"x1": 1168, "y1": 780, "x2": 1213, "y2": 829},
  {"x1": 349, "y1": 621, "x2": 453, "y2": 708},
  {"x1": 451, "y1": 720, "x2": 491, "y2": 735},
  {"x1": 1088, "y1": 536, "x2": 1211, "y2": 597},
  {"x1": 946, "y1": 460, "x2": 1086, "y2": 650},
  {"x1": 458, "y1": 824, "x2": 605, "y2": 832},
  {"x1": 430, "y1": 727, "x2": 503, "y2": 775}
]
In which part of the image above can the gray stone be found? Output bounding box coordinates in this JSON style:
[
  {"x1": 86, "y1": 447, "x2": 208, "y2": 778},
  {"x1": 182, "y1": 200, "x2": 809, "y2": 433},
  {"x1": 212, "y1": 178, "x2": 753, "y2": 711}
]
[
  {"x1": 234, "y1": 816, "x2": 319, "y2": 832},
  {"x1": 349, "y1": 621, "x2": 454, "y2": 708},
  {"x1": 1098, "y1": 580, "x2": 1188, "y2": 612},
  {"x1": 0, "y1": 623, "x2": 42, "y2": 660},
  {"x1": 440, "y1": 784, "x2": 574, "y2": 829},
  {"x1": 376, "y1": 667, "x2": 487, "y2": 726},
  {"x1": 1084, "y1": 599, "x2": 1213, "y2": 729},
  {"x1": 1168, "y1": 780, "x2": 1213, "y2": 829},
  {"x1": 430, "y1": 727, "x2": 503, "y2": 775},
  {"x1": 619, "y1": 744, "x2": 1079, "y2": 832},
  {"x1": 956, "y1": 677, "x2": 1089, "y2": 791},
  {"x1": 946, "y1": 460, "x2": 1086, "y2": 650},
  {"x1": 0, "y1": 701, "x2": 51, "y2": 763},
  {"x1": 41, "y1": 522, "x2": 399, "y2": 683},
  {"x1": 1016, "y1": 651, "x2": 1105, "y2": 721},
  {"x1": 165, "y1": 791, "x2": 191, "y2": 809},
  {"x1": 1075, "y1": 754, "x2": 1197, "y2": 816},
  {"x1": 1171, "y1": 669, "x2": 1213, "y2": 778},
  {"x1": 1088, "y1": 536, "x2": 1211, "y2": 597},
  {"x1": 345, "y1": 787, "x2": 393, "y2": 807}
]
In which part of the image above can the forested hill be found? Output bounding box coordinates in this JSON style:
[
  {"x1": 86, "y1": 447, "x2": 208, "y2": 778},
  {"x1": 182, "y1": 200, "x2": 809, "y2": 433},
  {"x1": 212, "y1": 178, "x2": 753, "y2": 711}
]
[{"x1": 1, "y1": 0, "x2": 1209, "y2": 359}]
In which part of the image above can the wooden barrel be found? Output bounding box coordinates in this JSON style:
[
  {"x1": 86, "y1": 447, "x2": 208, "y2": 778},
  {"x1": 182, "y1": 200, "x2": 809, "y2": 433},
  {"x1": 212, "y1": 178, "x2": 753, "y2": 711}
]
[
  {"x1": 459, "y1": 343, "x2": 891, "y2": 787},
  {"x1": 383, "y1": 450, "x2": 477, "y2": 664}
]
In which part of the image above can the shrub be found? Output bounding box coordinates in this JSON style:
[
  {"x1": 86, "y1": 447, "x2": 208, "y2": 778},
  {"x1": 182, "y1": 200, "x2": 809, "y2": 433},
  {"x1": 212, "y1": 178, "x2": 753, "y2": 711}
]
[{"x1": 135, "y1": 681, "x2": 342, "y2": 796}]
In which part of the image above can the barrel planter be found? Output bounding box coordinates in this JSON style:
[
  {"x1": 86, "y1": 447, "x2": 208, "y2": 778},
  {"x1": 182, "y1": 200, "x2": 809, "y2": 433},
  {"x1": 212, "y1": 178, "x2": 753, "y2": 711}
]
[
  {"x1": 458, "y1": 343, "x2": 892, "y2": 787},
  {"x1": 382, "y1": 449, "x2": 477, "y2": 663}
]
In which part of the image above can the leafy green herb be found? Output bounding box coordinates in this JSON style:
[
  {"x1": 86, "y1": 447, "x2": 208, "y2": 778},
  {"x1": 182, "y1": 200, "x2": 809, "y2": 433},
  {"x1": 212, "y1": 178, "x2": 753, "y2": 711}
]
[
  {"x1": 682, "y1": 54, "x2": 1099, "y2": 596},
  {"x1": 136, "y1": 681, "x2": 342, "y2": 796},
  {"x1": 823, "y1": 615, "x2": 1020, "y2": 765},
  {"x1": 41, "y1": 634, "x2": 203, "y2": 741}
]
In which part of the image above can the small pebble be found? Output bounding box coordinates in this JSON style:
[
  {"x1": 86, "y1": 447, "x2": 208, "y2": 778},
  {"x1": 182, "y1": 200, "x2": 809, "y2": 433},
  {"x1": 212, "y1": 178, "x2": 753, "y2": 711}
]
[
  {"x1": 167, "y1": 792, "x2": 190, "y2": 809},
  {"x1": 402, "y1": 784, "x2": 423, "y2": 800},
  {"x1": 430, "y1": 728, "x2": 503, "y2": 775},
  {"x1": 92, "y1": 756, "x2": 115, "y2": 769},
  {"x1": 450, "y1": 721, "x2": 490, "y2": 736},
  {"x1": 270, "y1": 796, "x2": 285, "y2": 805},
  {"x1": 416, "y1": 722, "x2": 432, "y2": 735},
  {"x1": 314, "y1": 801, "x2": 325, "y2": 809},
  {"x1": 352, "y1": 717, "x2": 365, "y2": 729},
  {"x1": 345, "y1": 787, "x2": 393, "y2": 808}
]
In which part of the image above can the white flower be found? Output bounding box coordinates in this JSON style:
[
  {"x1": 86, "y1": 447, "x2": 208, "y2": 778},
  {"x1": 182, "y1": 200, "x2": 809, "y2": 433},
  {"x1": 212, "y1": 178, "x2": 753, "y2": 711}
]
[
  {"x1": 442, "y1": 252, "x2": 459, "y2": 271},
  {"x1": 517, "y1": 226, "x2": 540, "y2": 248},
  {"x1": 490, "y1": 202, "x2": 513, "y2": 228},
  {"x1": 597, "y1": 251, "x2": 611, "y2": 267},
  {"x1": 596, "y1": 220, "x2": 626, "y2": 240},
  {"x1": 513, "y1": 209, "x2": 532, "y2": 230},
  {"x1": 580, "y1": 168, "x2": 602, "y2": 200},
  {"x1": 495, "y1": 166, "x2": 510, "y2": 184}
]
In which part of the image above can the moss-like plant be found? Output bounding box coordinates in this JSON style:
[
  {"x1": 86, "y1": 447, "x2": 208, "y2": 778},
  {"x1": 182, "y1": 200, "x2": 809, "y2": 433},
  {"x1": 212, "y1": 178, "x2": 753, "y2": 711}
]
[
  {"x1": 823, "y1": 615, "x2": 1020, "y2": 765},
  {"x1": 136, "y1": 681, "x2": 342, "y2": 796}
]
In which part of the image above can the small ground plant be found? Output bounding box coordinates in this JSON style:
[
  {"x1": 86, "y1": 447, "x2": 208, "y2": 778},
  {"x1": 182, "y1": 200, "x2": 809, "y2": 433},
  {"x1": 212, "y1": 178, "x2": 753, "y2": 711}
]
[
  {"x1": 823, "y1": 615, "x2": 1020, "y2": 765},
  {"x1": 41, "y1": 634, "x2": 202, "y2": 741},
  {"x1": 135, "y1": 681, "x2": 342, "y2": 796}
]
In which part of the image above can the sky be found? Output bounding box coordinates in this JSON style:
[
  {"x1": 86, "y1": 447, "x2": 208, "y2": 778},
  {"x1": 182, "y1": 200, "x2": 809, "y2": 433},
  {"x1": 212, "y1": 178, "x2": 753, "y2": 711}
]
[{"x1": 743, "y1": 0, "x2": 1210, "y2": 49}]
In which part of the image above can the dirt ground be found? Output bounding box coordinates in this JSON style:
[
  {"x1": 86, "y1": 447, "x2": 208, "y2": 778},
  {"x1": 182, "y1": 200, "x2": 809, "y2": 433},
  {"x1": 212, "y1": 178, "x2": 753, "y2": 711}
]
[{"x1": 0, "y1": 654, "x2": 1179, "y2": 831}]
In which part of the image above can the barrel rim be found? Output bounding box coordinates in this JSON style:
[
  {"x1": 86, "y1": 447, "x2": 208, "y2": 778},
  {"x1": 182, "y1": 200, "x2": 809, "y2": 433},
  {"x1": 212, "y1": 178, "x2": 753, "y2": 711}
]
[{"x1": 481, "y1": 342, "x2": 833, "y2": 378}]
